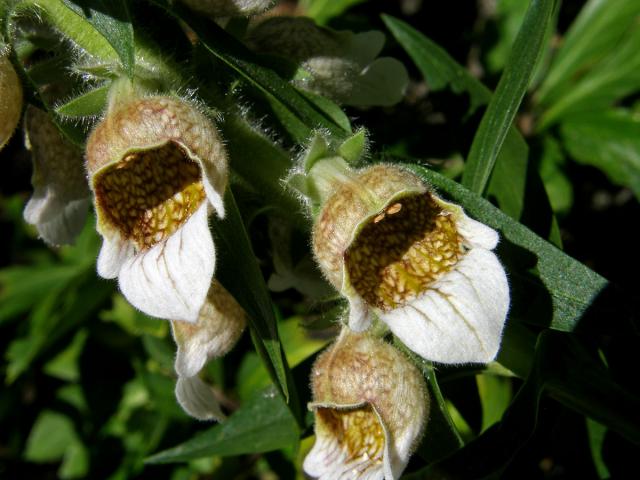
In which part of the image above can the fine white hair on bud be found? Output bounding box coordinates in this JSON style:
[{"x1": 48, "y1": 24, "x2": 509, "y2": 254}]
[
  {"x1": 86, "y1": 94, "x2": 228, "y2": 323},
  {"x1": 23, "y1": 106, "x2": 91, "y2": 245},
  {"x1": 171, "y1": 280, "x2": 246, "y2": 421},
  {"x1": 178, "y1": 0, "x2": 277, "y2": 18},
  {"x1": 0, "y1": 54, "x2": 23, "y2": 151},
  {"x1": 304, "y1": 328, "x2": 428, "y2": 480},
  {"x1": 312, "y1": 163, "x2": 510, "y2": 365}
]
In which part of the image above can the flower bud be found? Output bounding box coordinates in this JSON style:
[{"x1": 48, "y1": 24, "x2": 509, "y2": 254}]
[
  {"x1": 312, "y1": 163, "x2": 510, "y2": 364},
  {"x1": 86, "y1": 92, "x2": 228, "y2": 323},
  {"x1": 0, "y1": 54, "x2": 23, "y2": 151},
  {"x1": 179, "y1": 0, "x2": 276, "y2": 18},
  {"x1": 304, "y1": 328, "x2": 428, "y2": 480},
  {"x1": 171, "y1": 280, "x2": 246, "y2": 421},
  {"x1": 23, "y1": 106, "x2": 90, "y2": 245},
  {"x1": 247, "y1": 17, "x2": 408, "y2": 107}
]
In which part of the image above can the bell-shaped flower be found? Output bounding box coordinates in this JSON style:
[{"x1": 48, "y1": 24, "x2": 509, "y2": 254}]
[
  {"x1": 0, "y1": 53, "x2": 23, "y2": 151},
  {"x1": 22, "y1": 106, "x2": 91, "y2": 245},
  {"x1": 178, "y1": 0, "x2": 276, "y2": 18},
  {"x1": 312, "y1": 163, "x2": 510, "y2": 364},
  {"x1": 304, "y1": 328, "x2": 428, "y2": 480},
  {"x1": 171, "y1": 280, "x2": 246, "y2": 420},
  {"x1": 86, "y1": 93, "x2": 228, "y2": 323},
  {"x1": 247, "y1": 17, "x2": 409, "y2": 107}
]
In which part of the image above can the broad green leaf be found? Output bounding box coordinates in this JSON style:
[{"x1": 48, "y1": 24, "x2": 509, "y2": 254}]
[
  {"x1": 56, "y1": 85, "x2": 109, "y2": 118},
  {"x1": 100, "y1": 294, "x2": 168, "y2": 338},
  {"x1": 43, "y1": 329, "x2": 88, "y2": 381},
  {"x1": 406, "y1": 164, "x2": 608, "y2": 332},
  {"x1": 462, "y1": 0, "x2": 554, "y2": 195},
  {"x1": 61, "y1": 0, "x2": 135, "y2": 76},
  {"x1": 149, "y1": 0, "x2": 348, "y2": 143},
  {"x1": 300, "y1": 0, "x2": 367, "y2": 25},
  {"x1": 477, "y1": 374, "x2": 512, "y2": 432},
  {"x1": 539, "y1": 135, "x2": 573, "y2": 214},
  {"x1": 560, "y1": 109, "x2": 640, "y2": 199},
  {"x1": 485, "y1": 0, "x2": 530, "y2": 74},
  {"x1": 536, "y1": 0, "x2": 640, "y2": 108},
  {"x1": 213, "y1": 190, "x2": 297, "y2": 413},
  {"x1": 145, "y1": 386, "x2": 299, "y2": 463}
]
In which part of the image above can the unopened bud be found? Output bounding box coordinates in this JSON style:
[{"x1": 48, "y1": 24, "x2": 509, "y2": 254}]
[
  {"x1": 0, "y1": 54, "x2": 23, "y2": 151},
  {"x1": 179, "y1": 0, "x2": 276, "y2": 18}
]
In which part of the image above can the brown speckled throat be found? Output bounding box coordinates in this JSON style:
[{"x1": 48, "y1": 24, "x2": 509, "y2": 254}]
[
  {"x1": 94, "y1": 142, "x2": 205, "y2": 249},
  {"x1": 345, "y1": 193, "x2": 464, "y2": 310}
]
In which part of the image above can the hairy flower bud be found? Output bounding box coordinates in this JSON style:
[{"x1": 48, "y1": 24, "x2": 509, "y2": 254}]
[
  {"x1": 172, "y1": 280, "x2": 246, "y2": 421},
  {"x1": 0, "y1": 54, "x2": 23, "y2": 151},
  {"x1": 304, "y1": 328, "x2": 428, "y2": 480},
  {"x1": 247, "y1": 17, "x2": 408, "y2": 107},
  {"x1": 23, "y1": 106, "x2": 90, "y2": 245},
  {"x1": 312, "y1": 163, "x2": 510, "y2": 364},
  {"x1": 179, "y1": 0, "x2": 276, "y2": 17},
  {"x1": 86, "y1": 93, "x2": 228, "y2": 323}
]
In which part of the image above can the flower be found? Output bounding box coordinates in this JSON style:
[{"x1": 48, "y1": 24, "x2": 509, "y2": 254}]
[
  {"x1": 23, "y1": 106, "x2": 91, "y2": 245},
  {"x1": 171, "y1": 280, "x2": 246, "y2": 420},
  {"x1": 312, "y1": 163, "x2": 510, "y2": 364},
  {"x1": 304, "y1": 328, "x2": 428, "y2": 480},
  {"x1": 178, "y1": 0, "x2": 276, "y2": 17},
  {"x1": 86, "y1": 93, "x2": 228, "y2": 322},
  {"x1": 0, "y1": 53, "x2": 23, "y2": 151},
  {"x1": 247, "y1": 17, "x2": 409, "y2": 107}
]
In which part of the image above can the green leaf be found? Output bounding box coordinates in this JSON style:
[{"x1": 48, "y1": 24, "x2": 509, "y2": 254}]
[
  {"x1": 145, "y1": 386, "x2": 299, "y2": 463},
  {"x1": 536, "y1": 0, "x2": 640, "y2": 109},
  {"x1": 538, "y1": 135, "x2": 573, "y2": 214},
  {"x1": 477, "y1": 374, "x2": 513, "y2": 433},
  {"x1": 43, "y1": 329, "x2": 89, "y2": 382},
  {"x1": 149, "y1": 0, "x2": 348, "y2": 143},
  {"x1": 297, "y1": 89, "x2": 351, "y2": 133},
  {"x1": 301, "y1": 0, "x2": 367, "y2": 25},
  {"x1": 406, "y1": 164, "x2": 608, "y2": 332},
  {"x1": 560, "y1": 109, "x2": 640, "y2": 199},
  {"x1": 461, "y1": 0, "x2": 554, "y2": 195},
  {"x1": 586, "y1": 419, "x2": 611, "y2": 479},
  {"x1": 55, "y1": 85, "x2": 109, "y2": 118},
  {"x1": 24, "y1": 410, "x2": 81, "y2": 460},
  {"x1": 213, "y1": 190, "x2": 298, "y2": 415},
  {"x1": 61, "y1": 0, "x2": 135, "y2": 76}
]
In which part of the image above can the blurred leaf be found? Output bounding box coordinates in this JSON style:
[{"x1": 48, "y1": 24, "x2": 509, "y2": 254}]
[
  {"x1": 146, "y1": 386, "x2": 300, "y2": 463},
  {"x1": 44, "y1": 329, "x2": 89, "y2": 381},
  {"x1": 560, "y1": 109, "x2": 640, "y2": 199},
  {"x1": 149, "y1": 0, "x2": 348, "y2": 143},
  {"x1": 300, "y1": 0, "x2": 367, "y2": 25},
  {"x1": 485, "y1": 0, "x2": 530, "y2": 74},
  {"x1": 462, "y1": 0, "x2": 554, "y2": 195},
  {"x1": 56, "y1": 85, "x2": 109, "y2": 118},
  {"x1": 61, "y1": 0, "x2": 135, "y2": 76},
  {"x1": 539, "y1": 135, "x2": 573, "y2": 214},
  {"x1": 213, "y1": 190, "x2": 297, "y2": 411},
  {"x1": 101, "y1": 294, "x2": 168, "y2": 338},
  {"x1": 477, "y1": 374, "x2": 512, "y2": 432},
  {"x1": 587, "y1": 418, "x2": 611, "y2": 479},
  {"x1": 537, "y1": 0, "x2": 640, "y2": 110},
  {"x1": 407, "y1": 164, "x2": 608, "y2": 332}
]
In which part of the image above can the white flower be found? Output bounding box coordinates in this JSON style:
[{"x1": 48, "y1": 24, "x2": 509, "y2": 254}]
[
  {"x1": 86, "y1": 94, "x2": 228, "y2": 323},
  {"x1": 171, "y1": 280, "x2": 246, "y2": 420},
  {"x1": 312, "y1": 163, "x2": 510, "y2": 364},
  {"x1": 0, "y1": 53, "x2": 23, "y2": 151},
  {"x1": 247, "y1": 17, "x2": 409, "y2": 107},
  {"x1": 304, "y1": 328, "x2": 428, "y2": 480},
  {"x1": 23, "y1": 106, "x2": 90, "y2": 245},
  {"x1": 179, "y1": 0, "x2": 276, "y2": 17}
]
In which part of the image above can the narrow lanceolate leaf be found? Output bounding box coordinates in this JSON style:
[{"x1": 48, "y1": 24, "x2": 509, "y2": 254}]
[
  {"x1": 61, "y1": 0, "x2": 135, "y2": 76},
  {"x1": 461, "y1": 0, "x2": 554, "y2": 195},
  {"x1": 56, "y1": 85, "x2": 109, "y2": 118},
  {"x1": 560, "y1": 109, "x2": 640, "y2": 199},
  {"x1": 145, "y1": 386, "x2": 299, "y2": 463},
  {"x1": 213, "y1": 190, "x2": 298, "y2": 417},
  {"x1": 406, "y1": 164, "x2": 608, "y2": 332},
  {"x1": 148, "y1": 0, "x2": 349, "y2": 143}
]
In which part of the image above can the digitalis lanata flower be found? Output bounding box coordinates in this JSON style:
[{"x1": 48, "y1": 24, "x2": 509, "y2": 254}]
[
  {"x1": 312, "y1": 163, "x2": 509, "y2": 364},
  {"x1": 304, "y1": 328, "x2": 428, "y2": 480},
  {"x1": 171, "y1": 280, "x2": 246, "y2": 420},
  {"x1": 86, "y1": 93, "x2": 227, "y2": 323},
  {"x1": 0, "y1": 53, "x2": 22, "y2": 151}
]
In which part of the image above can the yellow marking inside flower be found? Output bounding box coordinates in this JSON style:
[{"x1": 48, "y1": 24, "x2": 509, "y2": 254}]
[
  {"x1": 318, "y1": 405, "x2": 384, "y2": 465},
  {"x1": 95, "y1": 142, "x2": 205, "y2": 249},
  {"x1": 345, "y1": 193, "x2": 463, "y2": 310}
]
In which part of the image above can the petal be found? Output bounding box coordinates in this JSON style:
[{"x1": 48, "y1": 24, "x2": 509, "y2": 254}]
[
  {"x1": 24, "y1": 194, "x2": 90, "y2": 246},
  {"x1": 175, "y1": 376, "x2": 225, "y2": 421},
  {"x1": 380, "y1": 248, "x2": 509, "y2": 364},
  {"x1": 456, "y1": 213, "x2": 499, "y2": 250},
  {"x1": 96, "y1": 230, "x2": 135, "y2": 279},
  {"x1": 119, "y1": 203, "x2": 214, "y2": 322},
  {"x1": 346, "y1": 293, "x2": 372, "y2": 332}
]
